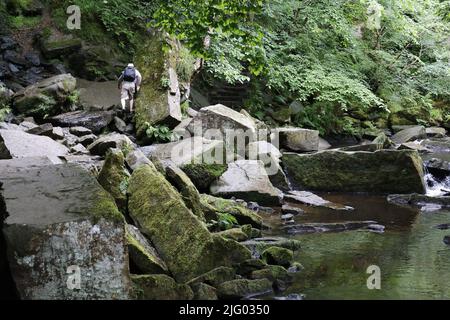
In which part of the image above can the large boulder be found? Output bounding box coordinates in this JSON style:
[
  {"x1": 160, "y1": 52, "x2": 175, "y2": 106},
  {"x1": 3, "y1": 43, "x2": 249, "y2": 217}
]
[
  {"x1": 246, "y1": 141, "x2": 290, "y2": 192},
  {"x1": 0, "y1": 161, "x2": 130, "y2": 299},
  {"x1": 282, "y1": 150, "x2": 426, "y2": 193},
  {"x1": 273, "y1": 128, "x2": 319, "y2": 152},
  {"x1": 40, "y1": 36, "x2": 82, "y2": 60},
  {"x1": 13, "y1": 74, "x2": 77, "y2": 118},
  {"x1": 87, "y1": 133, "x2": 133, "y2": 156},
  {"x1": 186, "y1": 104, "x2": 258, "y2": 142},
  {"x1": 0, "y1": 129, "x2": 68, "y2": 163},
  {"x1": 127, "y1": 164, "x2": 251, "y2": 282},
  {"x1": 391, "y1": 126, "x2": 427, "y2": 144},
  {"x1": 134, "y1": 34, "x2": 182, "y2": 141},
  {"x1": 142, "y1": 137, "x2": 224, "y2": 167},
  {"x1": 50, "y1": 110, "x2": 114, "y2": 134},
  {"x1": 210, "y1": 160, "x2": 281, "y2": 206}
]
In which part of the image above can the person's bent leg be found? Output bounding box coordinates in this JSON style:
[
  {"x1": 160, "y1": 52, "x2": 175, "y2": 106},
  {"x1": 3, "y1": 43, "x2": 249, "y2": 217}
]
[{"x1": 121, "y1": 98, "x2": 127, "y2": 110}]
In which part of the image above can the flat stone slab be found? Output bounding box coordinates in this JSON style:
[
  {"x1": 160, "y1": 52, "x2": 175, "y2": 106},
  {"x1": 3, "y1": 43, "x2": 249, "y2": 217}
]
[
  {"x1": 0, "y1": 129, "x2": 68, "y2": 163},
  {"x1": 284, "y1": 191, "x2": 353, "y2": 211},
  {"x1": 210, "y1": 160, "x2": 281, "y2": 206},
  {"x1": 282, "y1": 221, "x2": 380, "y2": 234}
]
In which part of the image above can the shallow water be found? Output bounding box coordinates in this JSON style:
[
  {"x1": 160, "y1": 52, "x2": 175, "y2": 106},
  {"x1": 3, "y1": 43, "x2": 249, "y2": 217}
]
[{"x1": 266, "y1": 193, "x2": 450, "y2": 300}]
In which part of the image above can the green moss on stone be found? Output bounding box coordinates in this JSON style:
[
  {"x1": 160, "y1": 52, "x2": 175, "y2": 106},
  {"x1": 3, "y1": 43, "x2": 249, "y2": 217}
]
[
  {"x1": 262, "y1": 246, "x2": 294, "y2": 268},
  {"x1": 181, "y1": 163, "x2": 228, "y2": 191},
  {"x1": 97, "y1": 149, "x2": 130, "y2": 213},
  {"x1": 131, "y1": 274, "x2": 194, "y2": 300},
  {"x1": 127, "y1": 165, "x2": 251, "y2": 282}
]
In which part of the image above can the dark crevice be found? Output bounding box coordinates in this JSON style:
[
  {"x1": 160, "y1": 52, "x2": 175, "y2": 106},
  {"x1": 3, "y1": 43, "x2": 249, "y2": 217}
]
[{"x1": 0, "y1": 182, "x2": 19, "y2": 300}]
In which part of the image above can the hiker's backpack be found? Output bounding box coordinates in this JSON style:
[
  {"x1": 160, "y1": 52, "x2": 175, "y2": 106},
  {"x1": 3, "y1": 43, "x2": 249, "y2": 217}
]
[{"x1": 123, "y1": 66, "x2": 136, "y2": 82}]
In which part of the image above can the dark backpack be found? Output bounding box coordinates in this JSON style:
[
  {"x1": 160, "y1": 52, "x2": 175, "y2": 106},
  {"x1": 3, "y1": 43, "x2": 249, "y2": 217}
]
[{"x1": 123, "y1": 66, "x2": 136, "y2": 82}]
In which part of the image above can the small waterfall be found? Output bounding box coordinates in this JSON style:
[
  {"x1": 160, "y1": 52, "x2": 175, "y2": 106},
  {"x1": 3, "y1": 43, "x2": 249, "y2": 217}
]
[{"x1": 424, "y1": 168, "x2": 450, "y2": 197}]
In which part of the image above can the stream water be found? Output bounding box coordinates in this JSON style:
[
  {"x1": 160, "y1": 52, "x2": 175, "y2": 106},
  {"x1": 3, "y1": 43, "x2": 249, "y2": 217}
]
[
  {"x1": 275, "y1": 194, "x2": 450, "y2": 299},
  {"x1": 263, "y1": 144, "x2": 450, "y2": 300}
]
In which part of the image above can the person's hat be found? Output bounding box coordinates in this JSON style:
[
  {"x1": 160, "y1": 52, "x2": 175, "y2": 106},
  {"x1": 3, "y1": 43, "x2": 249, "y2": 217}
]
[{"x1": 127, "y1": 63, "x2": 134, "y2": 68}]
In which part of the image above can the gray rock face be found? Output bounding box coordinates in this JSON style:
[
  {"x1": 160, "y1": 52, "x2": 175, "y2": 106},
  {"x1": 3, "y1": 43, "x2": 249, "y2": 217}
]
[
  {"x1": 425, "y1": 158, "x2": 450, "y2": 177},
  {"x1": 0, "y1": 129, "x2": 68, "y2": 163},
  {"x1": 13, "y1": 74, "x2": 77, "y2": 118},
  {"x1": 246, "y1": 141, "x2": 290, "y2": 192},
  {"x1": 284, "y1": 191, "x2": 353, "y2": 211},
  {"x1": 126, "y1": 224, "x2": 168, "y2": 275},
  {"x1": 26, "y1": 123, "x2": 54, "y2": 136},
  {"x1": 210, "y1": 160, "x2": 281, "y2": 206},
  {"x1": 142, "y1": 137, "x2": 225, "y2": 167},
  {"x1": 273, "y1": 128, "x2": 319, "y2": 152},
  {"x1": 387, "y1": 193, "x2": 450, "y2": 209},
  {"x1": 426, "y1": 127, "x2": 447, "y2": 138},
  {"x1": 51, "y1": 110, "x2": 114, "y2": 133},
  {"x1": 69, "y1": 126, "x2": 92, "y2": 137},
  {"x1": 282, "y1": 150, "x2": 426, "y2": 194},
  {"x1": 0, "y1": 162, "x2": 130, "y2": 299},
  {"x1": 125, "y1": 149, "x2": 152, "y2": 171},
  {"x1": 187, "y1": 104, "x2": 257, "y2": 139},
  {"x1": 391, "y1": 126, "x2": 427, "y2": 144},
  {"x1": 87, "y1": 133, "x2": 133, "y2": 156}
]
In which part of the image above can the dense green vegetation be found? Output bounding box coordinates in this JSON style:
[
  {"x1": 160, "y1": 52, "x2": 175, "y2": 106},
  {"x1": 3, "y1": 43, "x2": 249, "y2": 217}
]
[
  {"x1": 3, "y1": 0, "x2": 449, "y2": 136},
  {"x1": 152, "y1": 0, "x2": 450, "y2": 136}
]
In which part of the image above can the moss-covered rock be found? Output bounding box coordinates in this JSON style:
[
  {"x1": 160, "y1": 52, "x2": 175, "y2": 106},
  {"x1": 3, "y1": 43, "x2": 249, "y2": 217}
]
[
  {"x1": 134, "y1": 33, "x2": 181, "y2": 142},
  {"x1": 187, "y1": 266, "x2": 236, "y2": 288},
  {"x1": 282, "y1": 150, "x2": 426, "y2": 194},
  {"x1": 126, "y1": 224, "x2": 168, "y2": 275},
  {"x1": 97, "y1": 149, "x2": 130, "y2": 213},
  {"x1": 193, "y1": 283, "x2": 218, "y2": 300},
  {"x1": 235, "y1": 259, "x2": 268, "y2": 277},
  {"x1": 217, "y1": 228, "x2": 249, "y2": 242},
  {"x1": 127, "y1": 164, "x2": 251, "y2": 282},
  {"x1": 41, "y1": 37, "x2": 82, "y2": 60},
  {"x1": 131, "y1": 274, "x2": 194, "y2": 300},
  {"x1": 13, "y1": 74, "x2": 77, "y2": 119},
  {"x1": 262, "y1": 247, "x2": 294, "y2": 268},
  {"x1": 165, "y1": 163, "x2": 205, "y2": 220},
  {"x1": 217, "y1": 279, "x2": 273, "y2": 299},
  {"x1": 200, "y1": 194, "x2": 263, "y2": 228},
  {"x1": 181, "y1": 163, "x2": 228, "y2": 192},
  {"x1": 250, "y1": 265, "x2": 292, "y2": 284}
]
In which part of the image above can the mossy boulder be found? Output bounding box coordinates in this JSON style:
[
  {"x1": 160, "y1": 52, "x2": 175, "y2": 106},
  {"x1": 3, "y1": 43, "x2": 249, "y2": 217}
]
[
  {"x1": 282, "y1": 150, "x2": 426, "y2": 194},
  {"x1": 193, "y1": 283, "x2": 218, "y2": 300},
  {"x1": 126, "y1": 224, "x2": 168, "y2": 275},
  {"x1": 217, "y1": 279, "x2": 273, "y2": 299},
  {"x1": 181, "y1": 163, "x2": 228, "y2": 192},
  {"x1": 217, "y1": 228, "x2": 249, "y2": 242},
  {"x1": 1, "y1": 162, "x2": 128, "y2": 299},
  {"x1": 134, "y1": 33, "x2": 182, "y2": 141},
  {"x1": 131, "y1": 274, "x2": 194, "y2": 300},
  {"x1": 127, "y1": 164, "x2": 251, "y2": 282},
  {"x1": 250, "y1": 265, "x2": 292, "y2": 286},
  {"x1": 200, "y1": 194, "x2": 263, "y2": 228},
  {"x1": 41, "y1": 37, "x2": 82, "y2": 60},
  {"x1": 13, "y1": 74, "x2": 77, "y2": 119},
  {"x1": 165, "y1": 163, "x2": 205, "y2": 220},
  {"x1": 187, "y1": 266, "x2": 236, "y2": 288},
  {"x1": 236, "y1": 259, "x2": 268, "y2": 277},
  {"x1": 262, "y1": 247, "x2": 294, "y2": 268},
  {"x1": 97, "y1": 149, "x2": 130, "y2": 212}
]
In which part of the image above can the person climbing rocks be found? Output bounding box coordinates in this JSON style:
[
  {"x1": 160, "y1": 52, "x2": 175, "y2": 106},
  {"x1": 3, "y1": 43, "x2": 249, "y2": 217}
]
[{"x1": 118, "y1": 63, "x2": 142, "y2": 113}]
